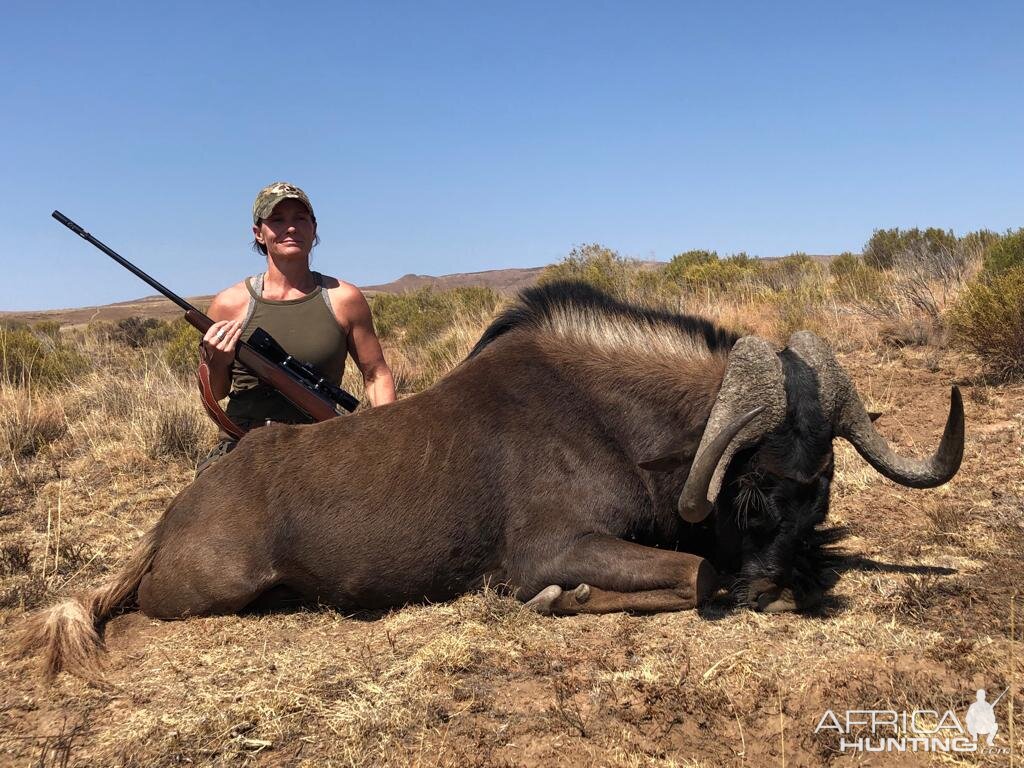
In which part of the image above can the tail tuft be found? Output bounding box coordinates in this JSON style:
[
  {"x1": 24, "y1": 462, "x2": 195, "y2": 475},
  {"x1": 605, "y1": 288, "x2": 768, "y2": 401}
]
[
  {"x1": 19, "y1": 599, "x2": 104, "y2": 680},
  {"x1": 17, "y1": 527, "x2": 160, "y2": 681}
]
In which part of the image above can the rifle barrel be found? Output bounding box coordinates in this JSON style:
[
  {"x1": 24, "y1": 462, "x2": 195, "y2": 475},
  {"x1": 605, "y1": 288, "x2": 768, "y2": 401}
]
[{"x1": 52, "y1": 211, "x2": 197, "y2": 315}]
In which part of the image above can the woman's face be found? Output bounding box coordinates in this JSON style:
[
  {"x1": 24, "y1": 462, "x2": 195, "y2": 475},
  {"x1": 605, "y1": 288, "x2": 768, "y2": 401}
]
[{"x1": 253, "y1": 198, "x2": 316, "y2": 261}]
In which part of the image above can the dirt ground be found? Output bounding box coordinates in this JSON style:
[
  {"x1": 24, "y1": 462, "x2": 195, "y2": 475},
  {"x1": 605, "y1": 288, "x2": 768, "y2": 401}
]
[{"x1": 1, "y1": 345, "x2": 1022, "y2": 767}]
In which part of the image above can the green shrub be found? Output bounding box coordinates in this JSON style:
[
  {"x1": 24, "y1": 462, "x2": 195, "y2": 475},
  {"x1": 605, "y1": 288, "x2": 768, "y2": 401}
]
[
  {"x1": 370, "y1": 286, "x2": 500, "y2": 346},
  {"x1": 371, "y1": 291, "x2": 426, "y2": 341},
  {"x1": 143, "y1": 318, "x2": 184, "y2": 345},
  {"x1": 628, "y1": 268, "x2": 677, "y2": 304},
  {"x1": 863, "y1": 229, "x2": 901, "y2": 270},
  {"x1": 538, "y1": 244, "x2": 635, "y2": 296},
  {"x1": 113, "y1": 316, "x2": 164, "y2": 348},
  {"x1": 829, "y1": 252, "x2": 861, "y2": 279},
  {"x1": 678, "y1": 260, "x2": 750, "y2": 291},
  {"x1": 163, "y1": 319, "x2": 200, "y2": 378},
  {"x1": 448, "y1": 286, "x2": 501, "y2": 316},
  {"x1": 982, "y1": 228, "x2": 1024, "y2": 276},
  {"x1": 725, "y1": 252, "x2": 755, "y2": 268},
  {"x1": 755, "y1": 253, "x2": 819, "y2": 292},
  {"x1": 863, "y1": 227, "x2": 959, "y2": 270},
  {"x1": 0, "y1": 326, "x2": 89, "y2": 388},
  {"x1": 664, "y1": 250, "x2": 718, "y2": 283},
  {"x1": 771, "y1": 282, "x2": 827, "y2": 341},
  {"x1": 661, "y1": 251, "x2": 760, "y2": 294},
  {"x1": 961, "y1": 228, "x2": 1002, "y2": 258},
  {"x1": 32, "y1": 320, "x2": 62, "y2": 340},
  {"x1": 830, "y1": 253, "x2": 884, "y2": 301},
  {"x1": 85, "y1": 320, "x2": 116, "y2": 344},
  {"x1": 947, "y1": 265, "x2": 1024, "y2": 379}
]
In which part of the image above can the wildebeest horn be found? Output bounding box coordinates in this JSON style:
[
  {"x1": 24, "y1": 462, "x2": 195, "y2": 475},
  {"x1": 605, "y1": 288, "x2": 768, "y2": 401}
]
[
  {"x1": 677, "y1": 405, "x2": 766, "y2": 522},
  {"x1": 786, "y1": 331, "x2": 965, "y2": 487},
  {"x1": 677, "y1": 336, "x2": 788, "y2": 523}
]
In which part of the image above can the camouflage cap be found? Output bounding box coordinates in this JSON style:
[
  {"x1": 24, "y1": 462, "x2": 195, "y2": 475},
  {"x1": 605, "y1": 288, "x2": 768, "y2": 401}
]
[{"x1": 252, "y1": 182, "x2": 315, "y2": 224}]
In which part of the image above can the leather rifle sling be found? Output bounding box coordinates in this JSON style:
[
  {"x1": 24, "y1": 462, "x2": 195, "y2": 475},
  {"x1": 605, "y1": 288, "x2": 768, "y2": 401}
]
[{"x1": 197, "y1": 345, "x2": 247, "y2": 440}]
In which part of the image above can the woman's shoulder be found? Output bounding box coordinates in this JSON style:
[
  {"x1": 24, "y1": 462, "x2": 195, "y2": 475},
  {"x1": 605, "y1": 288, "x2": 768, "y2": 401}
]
[
  {"x1": 207, "y1": 279, "x2": 253, "y2": 321},
  {"x1": 317, "y1": 274, "x2": 372, "y2": 327},
  {"x1": 318, "y1": 274, "x2": 366, "y2": 304},
  {"x1": 317, "y1": 273, "x2": 358, "y2": 293}
]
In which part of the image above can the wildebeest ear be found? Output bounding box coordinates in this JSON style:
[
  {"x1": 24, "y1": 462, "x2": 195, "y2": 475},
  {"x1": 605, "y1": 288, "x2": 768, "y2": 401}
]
[
  {"x1": 638, "y1": 451, "x2": 690, "y2": 472},
  {"x1": 868, "y1": 411, "x2": 883, "y2": 422}
]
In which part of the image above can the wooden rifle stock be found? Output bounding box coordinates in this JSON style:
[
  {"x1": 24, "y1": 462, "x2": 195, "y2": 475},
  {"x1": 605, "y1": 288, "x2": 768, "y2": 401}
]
[
  {"x1": 52, "y1": 211, "x2": 356, "y2": 432},
  {"x1": 182, "y1": 310, "x2": 342, "y2": 423}
]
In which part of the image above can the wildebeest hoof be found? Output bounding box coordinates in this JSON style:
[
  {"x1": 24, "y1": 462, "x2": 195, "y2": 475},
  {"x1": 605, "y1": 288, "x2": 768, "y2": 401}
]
[
  {"x1": 757, "y1": 587, "x2": 797, "y2": 613},
  {"x1": 573, "y1": 583, "x2": 591, "y2": 604},
  {"x1": 524, "y1": 585, "x2": 563, "y2": 614}
]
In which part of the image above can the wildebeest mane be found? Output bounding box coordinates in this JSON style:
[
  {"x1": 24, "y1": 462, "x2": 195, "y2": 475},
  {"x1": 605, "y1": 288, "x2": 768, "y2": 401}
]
[{"x1": 467, "y1": 280, "x2": 739, "y2": 361}]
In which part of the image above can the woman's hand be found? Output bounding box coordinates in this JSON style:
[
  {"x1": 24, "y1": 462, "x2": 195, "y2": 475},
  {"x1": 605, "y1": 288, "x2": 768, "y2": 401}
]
[{"x1": 202, "y1": 319, "x2": 244, "y2": 370}]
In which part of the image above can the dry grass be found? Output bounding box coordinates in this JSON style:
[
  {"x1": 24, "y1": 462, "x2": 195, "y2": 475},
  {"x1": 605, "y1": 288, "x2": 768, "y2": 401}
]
[
  {"x1": 1, "y1": 389, "x2": 68, "y2": 461},
  {"x1": 1, "y1": 271, "x2": 1022, "y2": 766}
]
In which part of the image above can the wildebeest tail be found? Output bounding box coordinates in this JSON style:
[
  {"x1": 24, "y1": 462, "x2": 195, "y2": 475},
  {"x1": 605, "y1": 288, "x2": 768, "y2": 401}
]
[{"x1": 17, "y1": 527, "x2": 160, "y2": 680}]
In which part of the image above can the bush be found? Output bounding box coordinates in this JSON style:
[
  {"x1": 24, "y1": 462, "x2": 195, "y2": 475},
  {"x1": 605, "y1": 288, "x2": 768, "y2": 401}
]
[
  {"x1": 84, "y1": 320, "x2": 116, "y2": 344},
  {"x1": 144, "y1": 318, "x2": 185, "y2": 345},
  {"x1": 830, "y1": 253, "x2": 884, "y2": 301},
  {"x1": 982, "y1": 228, "x2": 1024, "y2": 276},
  {"x1": 0, "y1": 326, "x2": 89, "y2": 388},
  {"x1": 664, "y1": 250, "x2": 718, "y2": 283},
  {"x1": 113, "y1": 316, "x2": 164, "y2": 348},
  {"x1": 660, "y1": 251, "x2": 762, "y2": 295},
  {"x1": 627, "y1": 268, "x2": 677, "y2": 304},
  {"x1": 961, "y1": 229, "x2": 1002, "y2": 258},
  {"x1": 863, "y1": 229, "x2": 902, "y2": 270},
  {"x1": 771, "y1": 283, "x2": 827, "y2": 341},
  {"x1": 829, "y1": 252, "x2": 861, "y2": 279},
  {"x1": 947, "y1": 266, "x2": 1024, "y2": 379},
  {"x1": 163, "y1": 319, "x2": 200, "y2": 378},
  {"x1": 0, "y1": 393, "x2": 67, "y2": 459},
  {"x1": 370, "y1": 286, "x2": 500, "y2": 346},
  {"x1": 755, "y1": 253, "x2": 819, "y2": 292},
  {"x1": 863, "y1": 227, "x2": 959, "y2": 270},
  {"x1": 538, "y1": 244, "x2": 636, "y2": 297},
  {"x1": 680, "y1": 260, "x2": 751, "y2": 292},
  {"x1": 145, "y1": 404, "x2": 209, "y2": 465},
  {"x1": 32, "y1": 320, "x2": 62, "y2": 341},
  {"x1": 725, "y1": 252, "x2": 755, "y2": 268},
  {"x1": 853, "y1": 228, "x2": 973, "y2": 338}
]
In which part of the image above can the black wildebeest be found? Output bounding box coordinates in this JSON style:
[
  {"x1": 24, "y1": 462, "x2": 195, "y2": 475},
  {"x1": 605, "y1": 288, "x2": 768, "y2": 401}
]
[{"x1": 22, "y1": 281, "x2": 964, "y2": 677}]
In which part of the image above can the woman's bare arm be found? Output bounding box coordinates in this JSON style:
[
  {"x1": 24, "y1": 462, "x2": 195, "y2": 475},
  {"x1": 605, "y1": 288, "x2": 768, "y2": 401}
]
[
  {"x1": 331, "y1": 283, "x2": 396, "y2": 406},
  {"x1": 201, "y1": 282, "x2": 250, "y2": 401}
]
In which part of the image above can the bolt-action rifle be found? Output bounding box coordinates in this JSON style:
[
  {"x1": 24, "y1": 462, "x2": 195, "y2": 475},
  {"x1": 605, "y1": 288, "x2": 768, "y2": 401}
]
[{"x1": 52, "y1": 211, "x2": 359, "y2": 437}]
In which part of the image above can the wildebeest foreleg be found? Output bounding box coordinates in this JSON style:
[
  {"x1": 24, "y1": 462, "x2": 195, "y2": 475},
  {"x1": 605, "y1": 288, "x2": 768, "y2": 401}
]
[
  {"x1": 520, "y1": 534, "x2": 719, "y2": 615},
  {"x1": 529, "y1": 583, "x2": 715, "y2": 615}
]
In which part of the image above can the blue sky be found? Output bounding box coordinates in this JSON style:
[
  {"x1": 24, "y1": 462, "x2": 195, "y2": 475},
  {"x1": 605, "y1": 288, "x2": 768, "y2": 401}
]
[{"x1": 2, "y1": 1, "x2": 1021, "y2": 311}]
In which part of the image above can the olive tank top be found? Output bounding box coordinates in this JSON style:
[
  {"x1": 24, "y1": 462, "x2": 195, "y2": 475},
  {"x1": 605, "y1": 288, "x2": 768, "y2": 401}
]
[{"x1": 225, "y1": 271, "x2": 348, "y2": 426}]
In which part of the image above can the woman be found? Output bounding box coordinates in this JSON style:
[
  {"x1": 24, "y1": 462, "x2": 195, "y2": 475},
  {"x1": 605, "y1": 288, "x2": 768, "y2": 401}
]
[{"x1": 198, "y1": 182, "x2": 396, "y2": 468}]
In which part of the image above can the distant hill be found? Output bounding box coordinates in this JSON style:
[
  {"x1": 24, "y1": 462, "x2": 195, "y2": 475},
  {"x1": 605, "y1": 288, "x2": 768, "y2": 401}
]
[
  {"x1": 1, "y1": 255, "x2": 842, "y2": 327},
  {"x1": 361, "y1": 266, "x2": 545, "y2": 297},
  {"x1": 0, "y1": 266, "x2": 546, "y2": 326}
]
